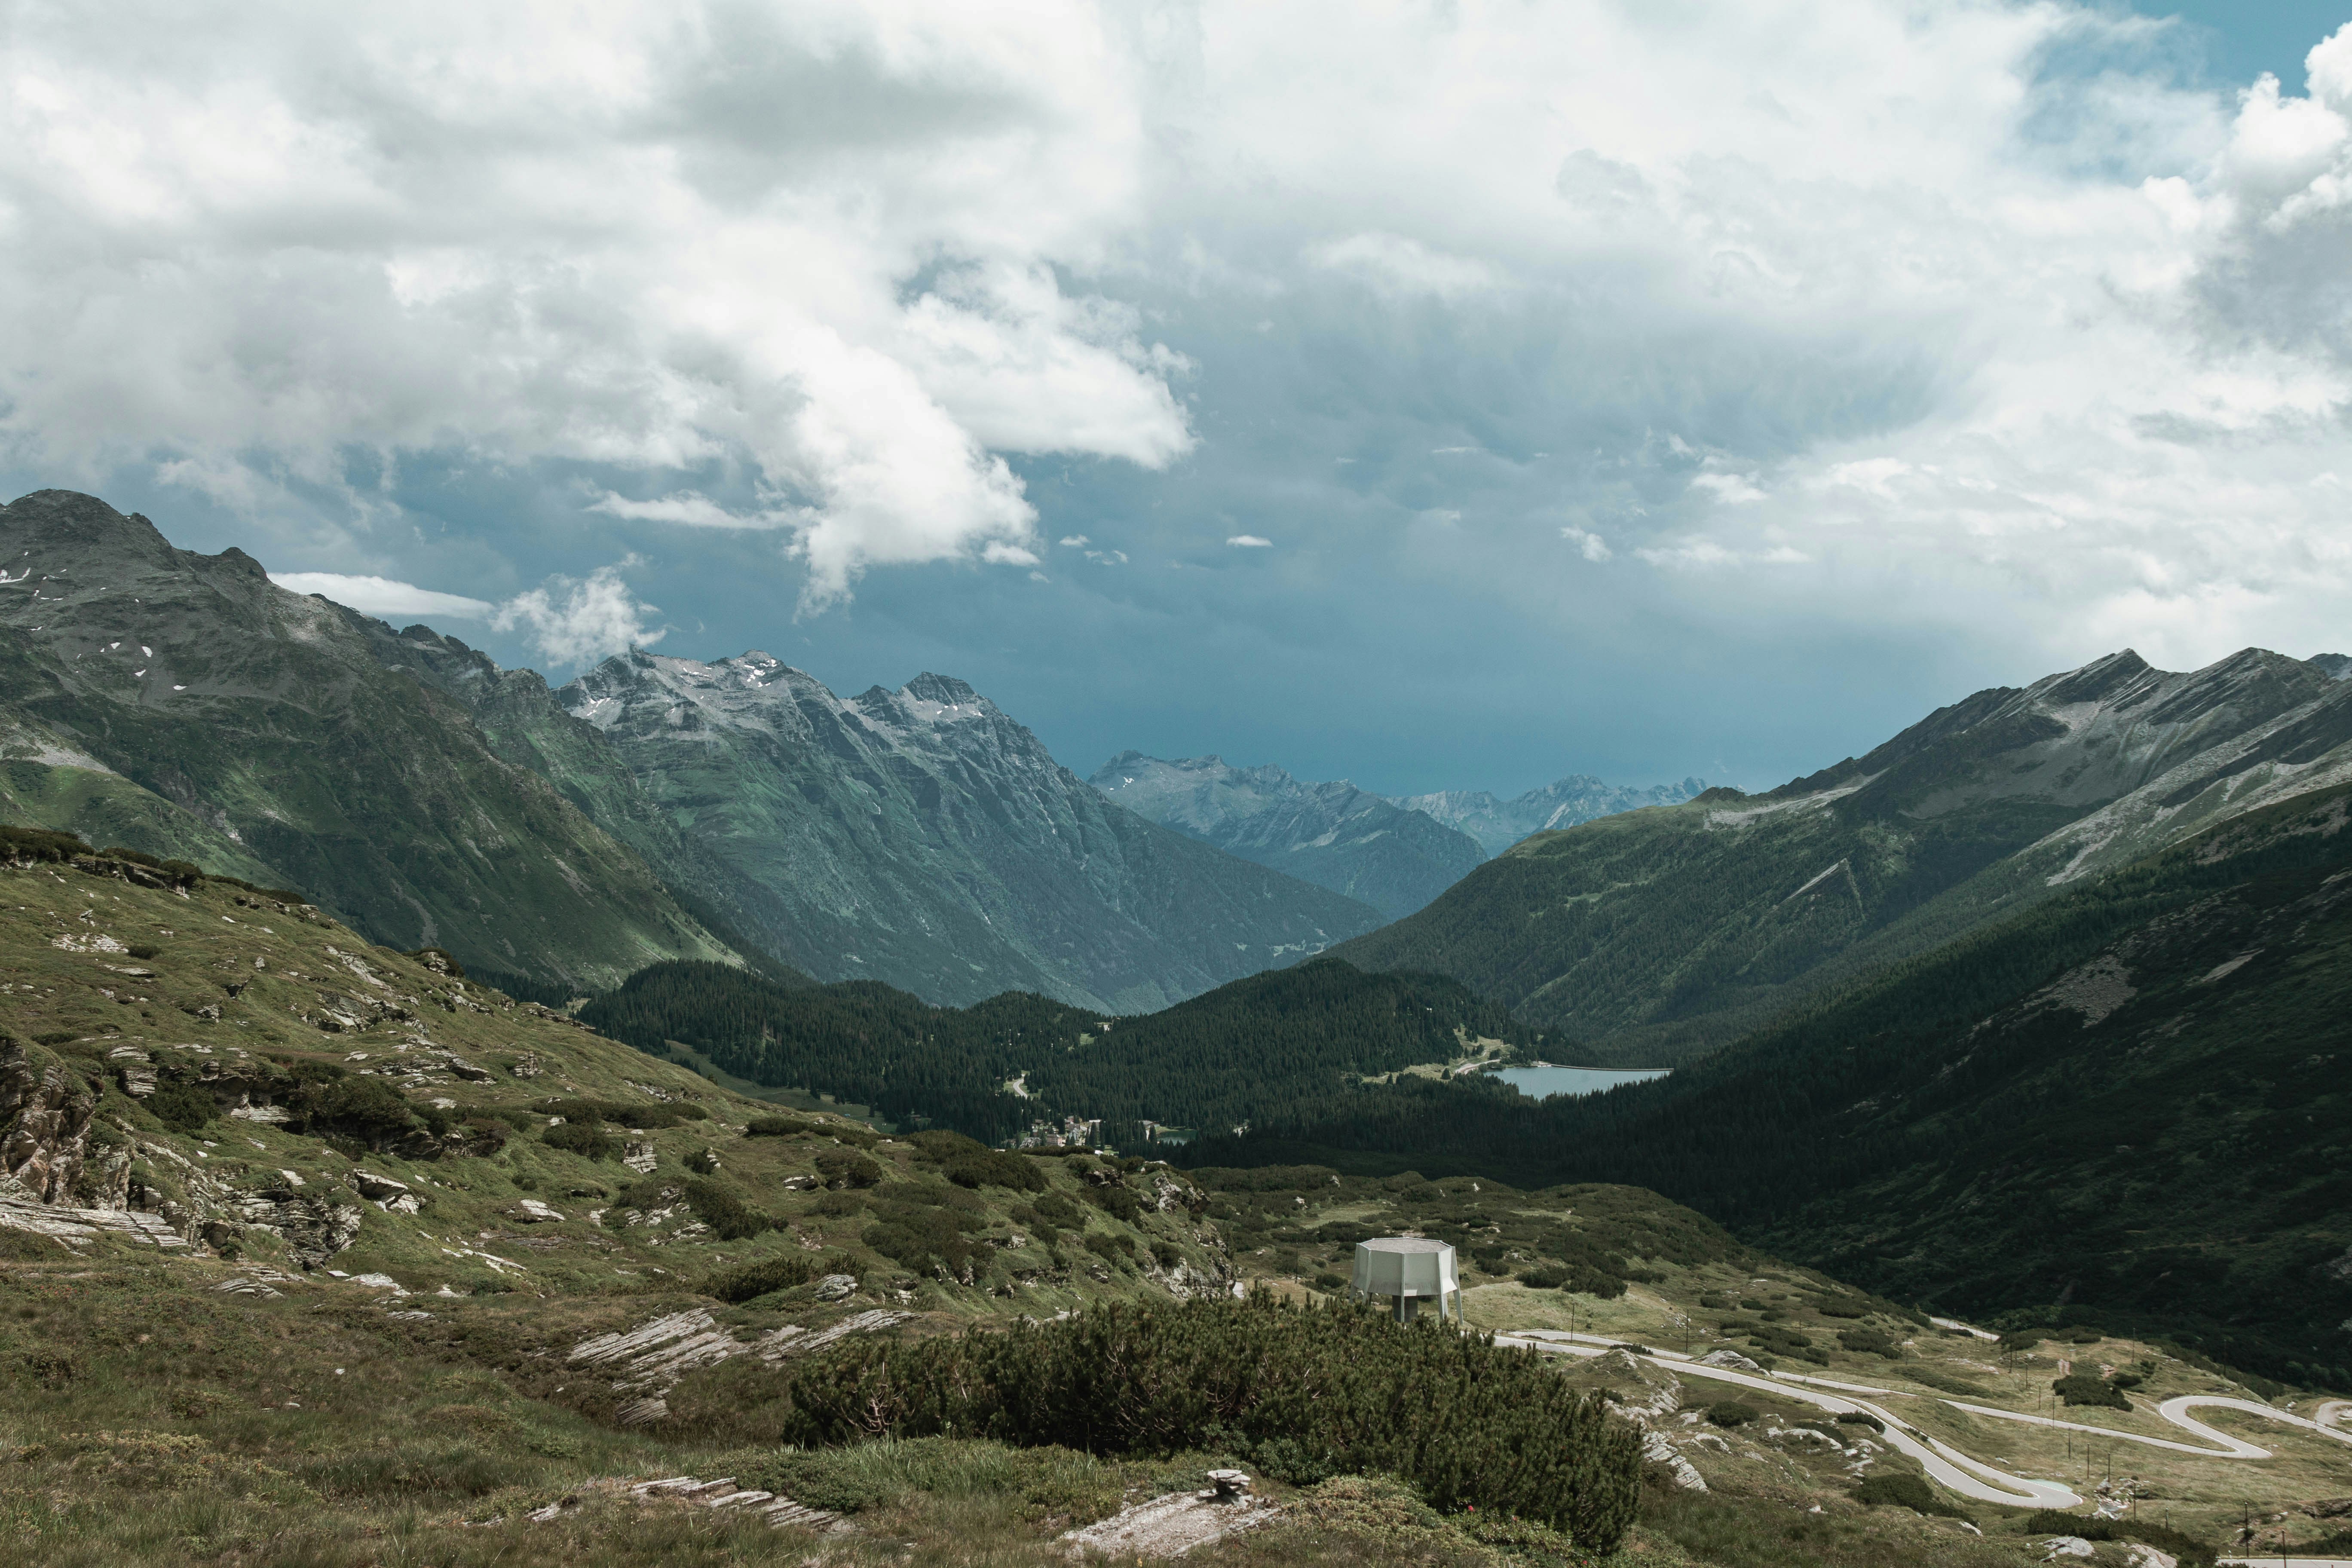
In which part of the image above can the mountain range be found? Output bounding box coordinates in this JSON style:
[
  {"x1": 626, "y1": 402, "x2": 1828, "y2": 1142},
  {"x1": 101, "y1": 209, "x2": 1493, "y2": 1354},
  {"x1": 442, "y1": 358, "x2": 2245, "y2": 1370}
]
[
  {"x1": 1088, "y1": 752, "x2": 1486, "y2": 919},
  {"x1": 1088, "y1": 754, "x2": 1709, "y2": 919},
  {"x1": 1338, "y1": 646, "x2": 2352, "y2": 1063},
  {"x1": 0, "y1": 489, "x2": 736, "y2": 993},
  {"x1": 1391, "y1": 775, "x2": 1706, "y2": 857},
  {"x1": 0, "y1": 491, "x2": 1379, "y2": 1010},
  {"x1": 547, "y1": 653, "x2": 1380, "y2": 1011}
]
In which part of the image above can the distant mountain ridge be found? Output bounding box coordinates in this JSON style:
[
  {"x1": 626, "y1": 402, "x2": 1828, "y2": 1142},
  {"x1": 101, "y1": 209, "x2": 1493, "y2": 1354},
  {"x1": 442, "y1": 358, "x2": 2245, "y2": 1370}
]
[
  {"x1": 538, "y1": 651, "x2": 1384, "y2": 1013},
  {"x1": 0, "y1": 490, "x2": 739, "y2": 991},
  {"x1": 1339, "y1": 645, "x2": 2352, "y2": 1063},
  {"x1": 1390, "y1": 775, "x2": 1706, "y2": 856},
  {"x1": 1088, "y1": 751, "x2": 1485, "y2": 919}
]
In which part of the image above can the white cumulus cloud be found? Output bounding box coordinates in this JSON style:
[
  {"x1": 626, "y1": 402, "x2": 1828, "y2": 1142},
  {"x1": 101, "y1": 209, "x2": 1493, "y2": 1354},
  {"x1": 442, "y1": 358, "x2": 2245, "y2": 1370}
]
[
  {"x1": 1226, "y1": 535, "x2": 1273, "y2": 548},
  {"x1": 268, "y1": 573, "x2": 496, "y2": 621},
  {"x1": 492, "y1": 566, "x2": 664, "y2": 669},
  {"x1": 0, "y1": 0, "x2": 1194, "y2": 609}
]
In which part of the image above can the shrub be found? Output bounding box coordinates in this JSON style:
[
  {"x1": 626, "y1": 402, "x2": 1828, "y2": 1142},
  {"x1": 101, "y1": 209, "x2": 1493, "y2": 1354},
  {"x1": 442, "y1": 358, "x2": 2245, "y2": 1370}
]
[
  {"x1": 816, "y1": 1148, "x2": 884, "y2": 1189},
  {"x1": 1834, "y1": 1412, "x2": 1884, "y2": 1433},
  {"x1": 1032, "y1": 1191, "x2": 1084, "y2": 1230},
  {"x1": 1313, "y1": 1271, "x2": 1346, "y2": 1292},
  {"x1": 1854, "y1": 1471, "x2": 1969, "y2": 1520},
  {"x1": 290, "y1": 1074, "x2": 420, "y2": 1149},
  {"x1": 865, "y1": 1197, "x2": 984, "y2": 1280},
  {"x1": 147, "y1": 1081, "x2": 214, "y2": 1134},
  {"x1": 746, "y1": 1114, "x2": 875, "y2": 1145},
  {"x1": 1087, "y1": 1182, "x2": 1144, "y2": 1225},
  {"x1": 1703, "y1": 1401, "x2": 1759, "y2": 1428},
  {"x1": 1838, "y1": 1326, "x2": 1902, "y2": 1359},
  {"x1": 2015, "y1": 1512, "x2": 2216, "y2": 1564},
  {"x1": 0, "y1": 825, "x2": 88, "y2": 862},
  {"x1": 779, "y1": 1294, "x2": 1642, "y2": 1552},
  {"x1": 125, "y1": 943, "x2": 160, "y2": 961},
  {"x1": 1519, "y1": 1266, "x2": 1569, "y2": 1289},
  {"x1": 542, "y1": 1120, "x2": 613, "y2": 1160},
  {"x1": 702, "y1": 1251, "x2": 847, "y2": 1304},
  {"x1": 683, "y1": 1148, "x2": 719, "y2": 1175},
  {"x1": 2052, "y1": 1374, "x2": 2131, "y2": 1409},
  {"x1": 683, "y1": 1177, "x2": 773, "y2": 1241}
]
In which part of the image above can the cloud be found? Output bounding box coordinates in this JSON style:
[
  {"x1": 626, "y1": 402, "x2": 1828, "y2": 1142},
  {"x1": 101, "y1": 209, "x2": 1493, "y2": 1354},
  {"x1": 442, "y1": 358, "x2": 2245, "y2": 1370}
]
[
  {"x1": 587, "y1": 491, "x2": 780, "y2": 530},
  {"x1": 269, "y1": 572, "x2": 496, "y2": 620},
  {"x1": 12, "y1": 3, "x2": 2352, "y2": 689},
  {"x1": 1226, "y1": 535, "x2": 1273, "y2": 548},
  {"x1": 1561, "y1": 527, "x2": 1612, "y2": 562},
  {"x1": 0, "y1": 0, "x2": 1194, "y2": 608},
  {"x1": 1305, "y1": 233, "x2": 1499, "y2": 300},
  {"x1": 1688, "y1": 473, "x2": 1767, "y2": 505},
  {"x1": 491, "y1": 565, "x2": 663, "y2": 668},
  {"x1": 1057, "y1": 535, "x2": 1090, "y2": 547}
]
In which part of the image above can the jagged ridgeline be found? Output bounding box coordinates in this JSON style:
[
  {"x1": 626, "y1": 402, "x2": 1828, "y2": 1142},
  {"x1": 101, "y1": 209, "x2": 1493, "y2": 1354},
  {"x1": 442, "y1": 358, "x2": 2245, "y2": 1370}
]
[
  {"x1": 0, "y1": 490, "x2": 740, "y2": 994},
  {"x1": 1194, "y1": 779, "x2": 2352, "y2": 1385},
  {"x1": 580, "y1": 958, "x2": 1537, "y2": 1144},
  {"x1": 1339, "y1": 647, "x2": 2352, "y2": 1065}
]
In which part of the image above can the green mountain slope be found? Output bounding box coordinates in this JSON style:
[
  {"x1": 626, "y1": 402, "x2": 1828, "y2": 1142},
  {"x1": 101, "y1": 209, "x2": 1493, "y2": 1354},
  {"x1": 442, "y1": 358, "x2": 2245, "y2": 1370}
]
[
  {"x1": 1192, "y1": 780, "x2": 2352, "y2": 1383},
  {"x1": 1337, "y1": 647, "x2": 2352, "y2": 1063},
  {"x1": 580, "y1": 956, "x2": 1533, "y2": 1145},
  {"x1": 549, "y1": 651, "x2": 1384, "y2": 1012},
  {"x1": 0, "y1": 836, "x2": 2321, "y2": 1566},
  {"x1": 0, "y1": 490, "x2": 738, "y2": 991},
  {"x1": 1088, "y1": 751, "x2": 1488, "y2": 919}
]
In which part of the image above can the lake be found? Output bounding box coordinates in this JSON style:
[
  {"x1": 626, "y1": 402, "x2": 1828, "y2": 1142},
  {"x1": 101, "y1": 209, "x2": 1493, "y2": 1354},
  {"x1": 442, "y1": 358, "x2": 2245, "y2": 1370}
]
[{"x1": 1491, "y1": 1064, "x2": 1670, "y2": 1099}]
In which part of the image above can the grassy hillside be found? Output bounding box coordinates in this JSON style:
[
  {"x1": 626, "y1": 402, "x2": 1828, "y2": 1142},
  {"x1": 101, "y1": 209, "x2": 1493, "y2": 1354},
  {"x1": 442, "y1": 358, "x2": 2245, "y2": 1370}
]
[
  {"x1": 1189, "y1": 781, "x2": 2352, "y2": 1386},
  {"x1": 7, "y1": 833, "x2": 2285, "y2": 1566},
  {"x1": 579, "y1": 957, "x2": 1537, "y2": 1145}
]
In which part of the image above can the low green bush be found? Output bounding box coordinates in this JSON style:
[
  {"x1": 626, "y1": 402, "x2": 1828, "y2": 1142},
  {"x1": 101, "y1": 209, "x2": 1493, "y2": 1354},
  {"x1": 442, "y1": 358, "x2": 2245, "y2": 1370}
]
[
  {"x1": 1837, "y1": 1326, "x2": 1902, "y2": 1359},
  {"x1": 1703, "y1": 1401, "x2": 1759, "y2": 1428},
  {"x1": 2052, "y1": 1373, "x2": 2131, "y2": 1409},
  {"x1": 779, "y1": 1294, "x2": 1642, "y2": 1552},
  {"x1": 683, "y1": 1177, "x2": 773, "y2": 1240},
  {"x1": 1853, "y1": 1470, "x2": 1970, "y2": 1520},
  {"x1": 2020, "y1": 1512, "x2": 2216, "y2": 1567},
  {"x1": 745, "y1": 1114, "x2": 875, "y2": 1145},
  {"x1": 0, "y1": 825, "x2": 89, "y2": 862},
  {"x1": 816, "y1": 1148, "x2": 884, "y2": 1188},
  {"x1": 1833, "y1": 1412, "x2": 1884, "y2": 1433},
  {"x1": 147, "y1": 1080, "x2": 214, "y2": 1134},
  {"x1": 701, "y1": 1250, "x2": 848, "y2": 1303},
  {"x1": 542, "y1": 1120, "x2": 612, "y2": 1160}
]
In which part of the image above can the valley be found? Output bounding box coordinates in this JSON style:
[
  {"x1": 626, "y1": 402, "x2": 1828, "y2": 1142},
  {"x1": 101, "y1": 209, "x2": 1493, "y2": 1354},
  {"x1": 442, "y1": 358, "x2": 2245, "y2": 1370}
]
[{"x1": 0, "y1": 489, "x2": 2348, "y2": 1565}]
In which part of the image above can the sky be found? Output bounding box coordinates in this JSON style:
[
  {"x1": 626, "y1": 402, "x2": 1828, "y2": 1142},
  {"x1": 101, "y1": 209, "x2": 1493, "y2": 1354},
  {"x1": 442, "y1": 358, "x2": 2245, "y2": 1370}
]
[{"x1": 6, "y1": 2, "x2": 2352, "y2": 799}]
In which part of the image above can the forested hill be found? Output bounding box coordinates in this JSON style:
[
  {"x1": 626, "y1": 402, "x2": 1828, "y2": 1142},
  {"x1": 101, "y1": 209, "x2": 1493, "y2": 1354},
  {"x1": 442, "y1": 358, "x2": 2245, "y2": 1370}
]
[
  {"x1": 1182, "y1": 780, "x2": 2352, "y2": 1385},
  {"x1": 580, "y1": 957, "x2": 1536, "y2": 1145}
]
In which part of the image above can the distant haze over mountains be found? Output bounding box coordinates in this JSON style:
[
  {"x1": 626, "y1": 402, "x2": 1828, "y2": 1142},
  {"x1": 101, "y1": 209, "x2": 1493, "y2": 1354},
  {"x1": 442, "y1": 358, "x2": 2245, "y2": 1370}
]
[
  {"x1": 1389, "y1": 777, "x2": 1708, "y2": 857},
  {"x1": 1341, "y1": 644, "x2": 2352, "y2": 1064},
  {"x1": 0, "y1": 491, "x2": 1380, "y2": 1011},
  {"x1": 1091, "y1": 753, "x2": 1705, "y2": 919},
  {"x1": 1089, "y1": 753, "x2": 1486, "y2": 920}
]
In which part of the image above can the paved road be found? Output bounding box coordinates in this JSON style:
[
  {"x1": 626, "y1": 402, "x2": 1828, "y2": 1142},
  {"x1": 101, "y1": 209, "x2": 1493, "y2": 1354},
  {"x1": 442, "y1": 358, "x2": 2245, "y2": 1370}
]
[{"x1": 1496, "y1": 1329, "x2": 2352, "y2": 1512}]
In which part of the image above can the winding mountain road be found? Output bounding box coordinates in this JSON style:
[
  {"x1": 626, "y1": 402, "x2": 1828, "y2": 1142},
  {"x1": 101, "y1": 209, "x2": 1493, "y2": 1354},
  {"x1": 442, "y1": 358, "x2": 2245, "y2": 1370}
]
[{"x1": 1494, "y1": 1330, "x2": 2352, "y2": 1511}]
